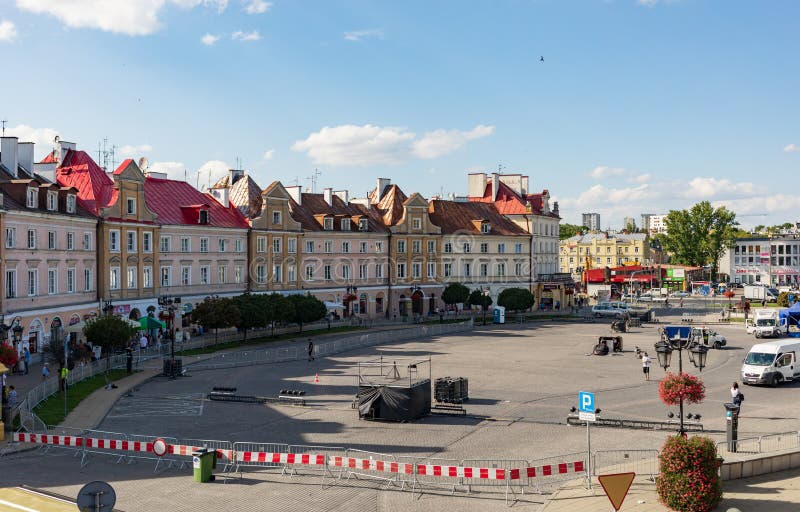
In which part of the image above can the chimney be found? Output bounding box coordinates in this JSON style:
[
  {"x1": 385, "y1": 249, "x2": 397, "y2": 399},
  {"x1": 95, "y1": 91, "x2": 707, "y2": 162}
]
[
  {"x1": 1, "y1": 136, "x2": 19, "y2": 178},
  {"x1": 333, "y1": 190, "x2": 349, "y2": 204},
  {"x1": 18, "y1": 142, "x2": 34, "y2": 177},
  {"x1": 286, "y1": 185, "x2": 302, "y2": 205},
  {"x1": 376, "y1": 178, "x2": 391, "y2": 201},
  {"x1": 491, "y1": 173, "x2": 499, "y2": 202},
  {"x1": 553, "y1": 201, "x2": 559, "y2": 216},
  {"x1": 521, "y1": 176, "x2": 529, "y2": 196},
  {"x1": 467, "y1": 172, "x2": 487, "y2": 198},
  {"x1": 323, "y1": 187, "x2": 333, "y2": 206},
  {"x1": 209, "y1": 187, "x2": 230, "y2": 208},
  {"x1": 59, "y1": 140, "x2": 76, "y2": 163},
  {"x1": 229, "y1": 168, "x2": 244, "y2": 184}
]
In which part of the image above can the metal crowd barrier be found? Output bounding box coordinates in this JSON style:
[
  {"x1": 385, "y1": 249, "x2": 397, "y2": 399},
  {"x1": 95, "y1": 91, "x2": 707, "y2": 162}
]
[
  {"x1": 525, "y1": 452, "x2": 588, "y2": 494},
  {"x1": 338, "y1": 449, "x2": 405, "y2": 487},
  {"x1": 717, "y1": 431, "x2": 800, "y2": 457},
  {"x1": 232, "y1": 442, "x2": 290, "y2": 476},
  {"x1": 593, "y1": 449, "x2": 660, "y2": 480},
  {"x1": 409, "y1": 456, "x2": 465, "y2": 497},
  {"x1": 174, "y1": 438, "x2": 236, "y2": 472},
  {"x1": 124, "y1": 433, "x2": 180, "y2": 472},
  {"x1": 285, "y1": 444, "x2": 345, "y2": 485}
]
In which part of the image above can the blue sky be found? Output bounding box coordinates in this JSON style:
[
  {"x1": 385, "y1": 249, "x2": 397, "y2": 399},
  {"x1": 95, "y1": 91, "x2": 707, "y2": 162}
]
[{"x1": 1, "y1": 0, "x2": 798, "y2": 229}]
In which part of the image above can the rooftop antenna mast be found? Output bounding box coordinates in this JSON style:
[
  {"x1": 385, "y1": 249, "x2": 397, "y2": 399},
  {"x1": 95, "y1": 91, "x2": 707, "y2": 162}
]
[
  {"x1": 1, "y1": 119, "x2": 7, "y2": 136},
  {"x1": 98, "y1": 138, "x2": 116, "y2": 172},
  {"x1": 306, "y1": 168, "x2": 321, "y2": 193},
  {"x1": 498, "y1": 163, "x2": 505, "y2": 174}
]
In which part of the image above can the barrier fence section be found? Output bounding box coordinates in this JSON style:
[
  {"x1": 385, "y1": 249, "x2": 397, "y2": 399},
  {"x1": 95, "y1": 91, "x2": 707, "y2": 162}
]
[
  {"x1": 232, "y1": 442, "x2": 290, "y2": 476},
  {"x1": 524, "y1": 452, "x2": 588, "y2": 494},
  {"x1": 410, "y1": 456, "x2": 466, "y2": 496},
  {"x1": 286, "y1": 444, "x2": 345, "y2": 484},
  {"x1": 716, "y1": 431, "x2": 800, "y2": 457},
  {"x1": 338, "y1": 449, "x2": 406, "y2": 487},
  {"x1": 593, "y1": 449, "x2": 660, "y2": 480},
  {"x1": 173, "y1": 438, "x2": 236, "y2": 472},
  {"x1": 124, "y1": 433, "x2": 181, "y2": 471}
]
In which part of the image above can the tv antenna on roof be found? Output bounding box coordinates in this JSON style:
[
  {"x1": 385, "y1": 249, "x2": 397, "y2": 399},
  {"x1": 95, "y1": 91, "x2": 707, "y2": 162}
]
[
  {"x1": 1, "y1": 119, "x2": 6, "y2": 136},
  {"x1": 306, "y1": 168, "x2": 321, "y2": 193}
]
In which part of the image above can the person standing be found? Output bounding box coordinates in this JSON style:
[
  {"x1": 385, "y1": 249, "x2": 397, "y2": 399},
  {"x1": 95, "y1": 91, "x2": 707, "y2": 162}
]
[
  {"x1": 140, "y1": 332, "x2": 148, "y2": 350},
  {"x1": 42, "y1": 363, "x2": 50, "y2": 381},
  {"x1": 23, "y1": 346, "x2": 31, "y2": 375},
  {"x1": 60, "y1": 366, "x2": 69, "y2": 391},
  {"x1": 731, "y1": 382, "x2": 743, "y2": 409},
  {"x1": 642, "y1": 352, "x2": 652, "y2": 381},
  {"x1": 307, "y1": 339, "x2": 315, "y2": 362},
  {"x1": 7, "y1": 386, "x2": 17, "y2": 408}
]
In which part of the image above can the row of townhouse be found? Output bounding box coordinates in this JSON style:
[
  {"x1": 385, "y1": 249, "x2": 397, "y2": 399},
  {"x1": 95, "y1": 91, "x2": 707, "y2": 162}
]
[{"x1": 0, "y1": 137, "x2": 561, "y2": 356}]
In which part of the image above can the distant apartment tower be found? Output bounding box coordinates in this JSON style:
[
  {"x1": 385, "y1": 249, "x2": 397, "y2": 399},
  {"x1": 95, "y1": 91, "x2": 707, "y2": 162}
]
[
  {"x1": 642, "y1": 214, "x2": 668, "y2": 235},
  {"x1": 582, "y1": 213, "x2": 600, "y2": 231},
  {"x1": 623, "y1": 217, "x2": 636, "y2": 230}
]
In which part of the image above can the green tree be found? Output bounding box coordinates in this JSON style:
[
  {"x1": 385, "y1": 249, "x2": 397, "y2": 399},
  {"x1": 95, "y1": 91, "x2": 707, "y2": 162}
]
[
  {"x1": 559, "y1": 223, "x2": 588, "y2": 240},
  {"x1": 287, "y1": 294, "x2": 327, "y2": 332},
  {"x1": 468, "y1": 289, "x2": 493, "y2": 325},
  {"x1": 753, "y1": 224, "x2": 765, "y2": 234},
  {"x1": 83, "y1": 315, "x2": 138, "y2": 370},
  {"x1": 497, "y1": 287, "x2": 535, "y2": 313},
  {"x1": 233, "y1": 293, "x2": 266, "y2": 342},
  {"x1": 442, "y1": 283, "x2": 470, "y2": 310},
  {"x1": 624, "y1": 220, "x2": 637, "y2": 233},
  {"x1": 662, "y1": 201, "x2": 738, "y2": 280},
  {"x1": 192, "y1": 297, "x2": 241, "y2": 345},
  {"x1": 263, "y1": 293, "x2": 294, "y2": 336}
]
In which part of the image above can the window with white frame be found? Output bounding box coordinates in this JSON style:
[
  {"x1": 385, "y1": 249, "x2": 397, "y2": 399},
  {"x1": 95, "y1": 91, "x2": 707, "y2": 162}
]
[
  {"x1": 359, "y1": 263, "x2": 368, "y2": 280},
  {"x1": 66, "y1": 195, "x2": 76, "y2": 213},
  {"x1": 218, "y1": 239, "x2": 227, "y2": 252},
  {"x1": 126, "y1": 198, "x2": 136, "y2": 215},
  {"x1": 273, "y1": 264, "x2": 282, "y2": 283},
  {"x1": 272, "y1": 238, "x2": 281, "y2": 254},
  {"x1": 375, "y1": 241, "x2": 383, "y2": 253},
  {"x1": 498, "y1": 243, "x2": 506, "y2": 254},
  {"x1": 341, "y1": 219, "x2": 351, "y2": 231},
  {"x1": 27, "y1": 229, "x2": 36, "y2": 249},
  {"x1": 412, "y1": 240, "x2": 421, "y2": 254},
  {"x1": 5, "y1": 270, "x2": 16, "y2": 298},
  {"x1": 341, "y1": 264, "x2": 351, "y2": 280},
  {"x1": 67, "y1": 232, "x2": 74, "y2": 251},
  {"x1": 427, "y1": 240, "x2": 435, "y2": 253},
  {"x1": 142, "y1": 266, "x2": 152, "y2": 288},
  {"x1": 256, "y1": 236, "x2": 266, "y2": 253},
  {"x1": 127, "y1": 266, "x2": 137, "y2": 289},
  {"x1": 376, "y1": 264, "x2": 384, "y2": 279},
  {"x1": 412, "y1": 262, "x2": 421, "y2": 279},
  {"x1": 67, "y1": 268, "x2": 75, "y2": 293},
  {"x1": 463, "y1": 262, "x2": 471, "y2": 277},
  {"x1": 427, "y1": 262, "x2": 436, "y2": 278},
  {"x1": 5, "y1": 228, "x2": 15, "y2": 248},
  {"x1": 480, "y1": 263, "x2": 488, "y2": 277},
  {"x1": 305, "y1": 240, "x2": 314, "y2": 253},
  {"x1": 235, "y1": 238, "x2": 243, "y2": 253},
  {"x1": 198, "y1": 210, "x2": 209, "y2": 224},
  {"x1": 444, "y1": 263, "x2": 452, "y2": 277},
  {"x1": 139, "y1": 232, "x2": 150, "y2": 253},
  {"x1": 515, "y1": 262, "x2": 523, "y2": 276},
  {"x1": 180, "y1": 237, "x2": 190, "y2": 253},
  {"x1": 83, "y1": 232, "x2": 92, "y2": 251},
  {"x1": 28, "y1": 269, "x2": 38, "y2": 296},
  {"x1": 256, "y1": 265, "x2": 266, "y2": 283},
  {"x1": 323, "y1": 217, "x2": 333, "y2": 230},
  {"x1": 160, "y1": 266, "x2": 171, "y2": 287},
  {"x1": 515, "y1": 243, "x2": 523, "y2": 254},
  {"x1": 358, "y1": 218, "x2": 368, "y2": 231},
  {"x1": 287, "y1": 264, "x2": 296, "y2": 282},
  {"x1": 48, "y1": 231, "x2": 56, "y2": 250},
  {"x1": 305, "y1": 265, "x2": 314, "y2": 281},
  {"x1": 412, "y1": 218, "x2": 421, "y2": 230},
  {"x1": 234, "y1": 265, "x2": 243, "y2": 284},
  {"x1": 47, "y1": 191, "x2": 57, "y2": 211},
  {"x1": 272, "y1": 211, "x2": 281, "y2": 224},
  {"x1": 480, "y1": 243, "x2": 488, "y2": 254},
  {"x1": 397, "y1": 240, "x2": 406, "y2": 253},
  {"x1": 218, "y1": 265, "x2": 227, "y2": 284},
  {"x1": 444, "y1": 242, "x2": 453, "y2": 253},
  {"x1": 324, "y1": 265, "x2": 332, "y2": 281},
  {"x1": 397, "y1": 263, "x2": 406, "y2": 279},
  {"x1": 324, "y1": 241, "x2": 333, "y2": 253},
  {"x1": 341, "y1": 241, "x2": 350, "y2": 253},
  {"x1": 200, "y1": 238, "x2": 209, "y2": 253},
  {"x1": 497, "y1": 263, "x2": 506, "y2": 277},
  {"x1": 160, "y1": 235, "x2": 170, "y2": 253},
  {"x1": 463, "y1": 242, "x2": 471, "y2": 253},
  {"x1": 126, "y1": 231, "x2": 136, "y2": 252},
  {"x1": 359, "y1": 241, "x2": 368, "y2": 253},
  {"x1": 200, "y1": 266, "x2": 210, "y2": 285},
  {"x1": 111, "y1": 230, "x2": 122, "y2": 253},
  {"x1": 26, "y1": 187, "x2": 37, "y2": 208},
  {"x1": 287, "y1": 238, "x2": 296, "y2": 254},
  {"x1": 110, "y1": 267, "x2": 120, "y2": 290},
  {"x1": 481, "y1": 222, "x2": 491, "y2": 233},
  {"x1": 181, "y1": 266, "x2": 191, "y2": 286},
  {"x1": 84, "y1": 268, "x2": 93, "y2": 291}
]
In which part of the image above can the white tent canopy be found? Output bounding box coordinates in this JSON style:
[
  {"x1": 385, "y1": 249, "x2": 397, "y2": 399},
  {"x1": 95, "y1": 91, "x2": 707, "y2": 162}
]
[{"x1": 324, "y1": 301, "x2": 345, "y2": 310}]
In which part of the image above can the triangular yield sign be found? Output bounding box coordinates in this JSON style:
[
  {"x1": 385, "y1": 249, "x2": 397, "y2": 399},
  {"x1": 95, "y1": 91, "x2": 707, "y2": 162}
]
[{"x1": 597, "y1": 472, "x2": 635, "y2": 511}]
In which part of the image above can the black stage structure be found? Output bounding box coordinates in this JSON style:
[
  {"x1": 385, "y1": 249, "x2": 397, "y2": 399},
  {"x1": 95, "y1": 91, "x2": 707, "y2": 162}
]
[{"x1": 356, "y1": 356, "x2": 431, "y2": 422}]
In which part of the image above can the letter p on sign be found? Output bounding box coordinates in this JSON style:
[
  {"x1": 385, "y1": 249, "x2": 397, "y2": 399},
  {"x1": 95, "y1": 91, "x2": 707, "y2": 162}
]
[{"x1": 579, "y1": 391, "x2": 595, "y2": 413}]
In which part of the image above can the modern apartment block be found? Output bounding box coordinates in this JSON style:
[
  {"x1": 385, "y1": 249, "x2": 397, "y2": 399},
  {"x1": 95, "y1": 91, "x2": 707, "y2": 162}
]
[
  {"x1": 720, "y1": 237, "x2": 800, "y2": 287},
  {"x1": 559, "y1": 232, "x2": 650, "y2": 280},
  {"x1": 582, "y1": 213, "x2": 601, "y2": 231}
]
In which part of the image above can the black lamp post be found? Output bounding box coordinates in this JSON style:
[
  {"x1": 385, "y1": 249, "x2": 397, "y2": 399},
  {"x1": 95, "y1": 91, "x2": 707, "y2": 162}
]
[
  {"x1": 101, "y1": 299, "x2": 113, "y2": 316},
  {"x1": 654, "y1": 335, "x2": 709, "y2": 435}
]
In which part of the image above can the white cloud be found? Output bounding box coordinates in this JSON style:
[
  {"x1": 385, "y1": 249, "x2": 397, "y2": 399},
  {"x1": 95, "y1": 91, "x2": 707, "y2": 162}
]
[
  {"x1": 682, "y1": 177, "x2": 763, "y2": 199},
  {"x1": 784, "y1": 143, "x2": 800, "y2": 153},
  {"x1": 150, "y1": 161, "x2": 185, "y2": 179},
  {"x1": 0, "y1": 20, "x2": 18, "y2": 42},
  {"x1": 4, "y1": 124, "x2": 60, "y2": 154},
  {"x1": 119, "y1": 144, "x2": 153, "y2": 157},
  {"x1": 15, "y1": 0, "x2": 228, "y2": 36},
  {"x1": 244, "y1": 0, "x2": 270, "y2": 14},
  {"x1": 262, "y1": 149, "x2": 274, "y2": 160},
  {"x1": 412, "y1": 125, "x2": 494, "y2": 159},
  {"x1": 637, "y1": 0, "x2": 659, "y2": 6},
  {"x1": 232, "y1": 30, "x2": 260, "y2": 41},
  {"x1": 344, "y1": 28, "x2": 384, "y2": 42},
  {"x1": 292, "y1": 123, "x2": 494, "y2": 166},
  {"x1": 196, "y1": 160, "x2": 230, "y2": 186},
  {"x1": 201, "y1": 33, "x2": 220, "y2": 45},
  {"x1": 589, "y1": 166, "x2": 627, "y2": 179},
  {"x1": 630, "y1": 173, "x2": 651, "y2": 183}
]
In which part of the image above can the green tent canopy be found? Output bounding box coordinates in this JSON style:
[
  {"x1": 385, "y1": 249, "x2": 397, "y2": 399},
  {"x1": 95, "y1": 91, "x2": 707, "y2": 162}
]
[{"x1": 139, "y1": 316, "x2": 166, "y2": 330}]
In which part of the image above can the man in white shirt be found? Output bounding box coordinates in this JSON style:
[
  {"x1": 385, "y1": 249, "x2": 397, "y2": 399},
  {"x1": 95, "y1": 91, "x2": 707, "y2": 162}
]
[
  {"x1": 140, "y1": 333, "x2": 148, "y2": 350},
  {"x1": 642, "y1": 352, "x2": 652, "y2": 381}
]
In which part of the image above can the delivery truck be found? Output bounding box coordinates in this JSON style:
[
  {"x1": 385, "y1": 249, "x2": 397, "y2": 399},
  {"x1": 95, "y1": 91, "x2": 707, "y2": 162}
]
[
  {"x1": 744, "y1": 285, "x2": 778, "y2": 303},
  {"x1": 745, "y1": 308, "x2": 787, "y2": 338},
  {"x1": 741, "y1": 340, "x2": 800, "y2": 386}
]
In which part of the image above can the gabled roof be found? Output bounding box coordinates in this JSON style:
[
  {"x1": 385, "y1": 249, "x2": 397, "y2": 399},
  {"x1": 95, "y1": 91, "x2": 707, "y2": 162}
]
[
  {"x1": 144, "y1": 177, "x2": 250, "y2": 228},
  {"x1": 56, "y1": 149, "x2": 116, "y2": 215},
  {"x1": 428, "y1": 200, "x2": 529, "y2": 236},
  {"x1": 213, "y1": 173, "x2": 264, "y2": 219},
  {"x1": 469, "y1": 180, "x2": 559, "y2": 218},
  {"x1": 40, "y1": 151, "x2": 58, "y2": 164},
  {"x1": 289, "y1": 193, "x2": 388, "y2": 232},
  {"x1": 369, "y1": 184, "x2": 407, "y2": 226}
]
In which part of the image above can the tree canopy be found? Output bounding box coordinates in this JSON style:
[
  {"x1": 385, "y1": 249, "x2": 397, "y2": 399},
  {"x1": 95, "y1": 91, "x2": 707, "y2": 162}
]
[
  {"x1": 560, "y1": 223, "x2": 588, "y2": 240},
  {"x1": 497, "y1": 287, "x2": 535, "y2": 312},
  {"x1": 442, "y1": 283, "x2": 470, "y2": 306},
  {"x1": 83, "y1": 315, "x2": 138, "y2": 366},
  {"x1": 661, "y1": 201, "x2": 738, "y2": 280},
  {"x1": 192, "y1": 297, "x2": 241, "y2": 344},
  {"x1": 287, "y1": 294, "x2": 327, "y2": 332}
]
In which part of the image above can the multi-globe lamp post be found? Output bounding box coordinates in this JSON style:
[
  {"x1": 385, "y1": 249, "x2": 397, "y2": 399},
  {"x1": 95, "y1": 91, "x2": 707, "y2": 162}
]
[{"x1": 654, "y1": 331, "x2": 709, "y2": 435}]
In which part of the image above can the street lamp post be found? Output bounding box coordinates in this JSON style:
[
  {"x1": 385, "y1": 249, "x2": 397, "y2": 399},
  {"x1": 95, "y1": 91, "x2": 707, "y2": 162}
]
[{"x1": 654, "y1": 334, "x2": 709, "y2": 435}]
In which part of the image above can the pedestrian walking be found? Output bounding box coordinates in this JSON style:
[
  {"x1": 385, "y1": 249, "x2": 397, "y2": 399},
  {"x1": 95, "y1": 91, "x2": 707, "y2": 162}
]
[
  {"x1": 642, "y1": 352, "x2": 652, "y2": 381},
  {"x1": 23, "y1": 346, "x2": 31, "y2": 375},
  {"x1": 42, "y1": 363, "x2": 50, "y2": 381},
  {"x1": 307, "y1": 339, "x2": 315, "y2": 362},
  {"x1": 140, "y1": 333, "x2": 148, "y2": 350},
  {"x1": 731, "y1": 382, "x2": 744, "y2": 410},
  {"x1": 60, "y1": 366, "x2": 69, "y2": 391},
  {"x1": 679, "y1": 298, "x2": 684, "y2": 308},
  {"x1": 7, "y1": 386, "x2": 16, "y2": 408}
]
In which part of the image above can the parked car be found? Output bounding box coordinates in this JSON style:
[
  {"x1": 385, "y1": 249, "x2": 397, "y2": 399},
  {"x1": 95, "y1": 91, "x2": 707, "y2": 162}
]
[
  {"x1": 592, "y1": 303, "x2": 628, "y2": 318},
  {"x1": 669, "y1": 291, "x2": 691, "y2": 298},
  {"x1": 690, "y1": 327, "x2": 727, "y2": 349},
  {"x1": 638, "y1": 292, "x2": 668, "y2": 303}
]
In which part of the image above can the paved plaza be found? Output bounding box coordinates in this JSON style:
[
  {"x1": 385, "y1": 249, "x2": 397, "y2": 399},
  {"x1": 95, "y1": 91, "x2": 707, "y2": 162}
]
[{"x1": 1, "y1": 314, "x2": 799, "y2": 510}]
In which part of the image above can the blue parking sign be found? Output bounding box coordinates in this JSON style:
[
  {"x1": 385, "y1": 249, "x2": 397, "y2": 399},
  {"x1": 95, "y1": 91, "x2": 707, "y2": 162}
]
[{"x1": 579, "y1": 391, "x2": 595, "y2": 413}]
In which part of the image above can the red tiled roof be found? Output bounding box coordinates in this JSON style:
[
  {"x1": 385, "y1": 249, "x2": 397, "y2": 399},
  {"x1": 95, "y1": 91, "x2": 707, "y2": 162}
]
[
  {"x1": 144, "y1": 177, "x2": 250, "y2": 228},
  {"x1": 289, "y1": 193, "x2": 388, "y2": 232},
  {"x1": 468, "y1": 181, "x2": 560, "y2": 218},
  {"x1": 114, "y1": 159, "x2": 134, "y2": 174},
  {"x1": 428, "y1": 200, "x2": 529, "y2": 236},
  {"x1": 56, "y1": 149, "x2": 116, "y2": 215},
  {"x1": 369, "y1": 184, "x2": 407, "y2": 226},
  {"x1": 40, "y1": 150, "x2": 58, "y2": 164}
]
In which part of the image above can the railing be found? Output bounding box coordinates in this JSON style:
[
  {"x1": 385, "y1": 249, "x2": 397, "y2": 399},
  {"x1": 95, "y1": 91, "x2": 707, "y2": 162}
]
[{"x1": 716, "y1": 431, "x2": 800, "y2": 457}]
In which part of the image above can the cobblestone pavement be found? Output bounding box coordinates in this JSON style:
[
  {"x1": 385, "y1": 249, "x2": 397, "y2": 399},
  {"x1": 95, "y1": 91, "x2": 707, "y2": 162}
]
[{"x1": 2, "y1": 314, "x2": 799, "y2": 510}]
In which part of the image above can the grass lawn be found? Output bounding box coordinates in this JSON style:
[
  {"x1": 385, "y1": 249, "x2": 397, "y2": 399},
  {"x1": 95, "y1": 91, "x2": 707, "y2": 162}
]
[{"x1": 32, "y1": 369, "x2": 133, "y2": 427}]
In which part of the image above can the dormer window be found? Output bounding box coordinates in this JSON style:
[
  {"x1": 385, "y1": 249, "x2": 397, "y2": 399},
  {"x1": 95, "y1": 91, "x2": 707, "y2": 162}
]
[
  {"x1": 412, "y1": 218, "x2": 422, "y2": 230},
  {"x1": 47, "y1": 191, "x2": 58, "y2": 211},
  {"x1": 323, "y1": 217, "x2": 333, "y2": 230},
  {"x1": 272, "y1": 211, "x2": 281, "y2": 224},
  {"x1": 358, "y1": 218, "x2": 369, "y2": 231},
  {"x1": 127, "y1": 198, "x2": 136, "y2": 215},
  {"x1": 199, "y1": 210, "x2": 209, "y2": 224},
  {"x1": 340, "y1": 219, "x2": 351, "y2": 231},
  {"x1": 26, "y1": 187, "x2": 38, "y2": 208},
  {"x1": 66, "y1": 195, "x2": 76, "y2": 213},
  {"x1": 481, "y1": 222, "x2": 491, "y2": 233}
]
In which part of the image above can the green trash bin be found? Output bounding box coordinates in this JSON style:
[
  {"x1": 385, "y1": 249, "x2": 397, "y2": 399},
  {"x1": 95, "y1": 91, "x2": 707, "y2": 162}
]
[{"x1": 192, "y1": 449, "x2": 216, "y2": 482}]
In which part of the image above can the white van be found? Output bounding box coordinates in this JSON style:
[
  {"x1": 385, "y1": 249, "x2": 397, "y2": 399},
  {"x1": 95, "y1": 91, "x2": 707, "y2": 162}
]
[{"x1": 741, "y1": 340, "x2": 800, "y2": 386}]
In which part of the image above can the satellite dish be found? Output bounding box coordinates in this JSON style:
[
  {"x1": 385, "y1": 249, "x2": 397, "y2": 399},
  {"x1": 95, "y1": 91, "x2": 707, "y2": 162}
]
[
  {"x1": 76, "y1": 481, "x2": 116, "y2": 512},
  {"x1": 138, "y1": 157, "x2": 150, "y2": 171},
  {"x1": 54, "y1": 135, "x2": 60, "y2": 144}
]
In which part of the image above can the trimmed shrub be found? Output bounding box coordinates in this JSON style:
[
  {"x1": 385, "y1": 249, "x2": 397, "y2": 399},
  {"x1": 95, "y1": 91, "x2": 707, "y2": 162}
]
[{"x1": 657, "y1": 435, "x2": 722, "y2": 512}]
